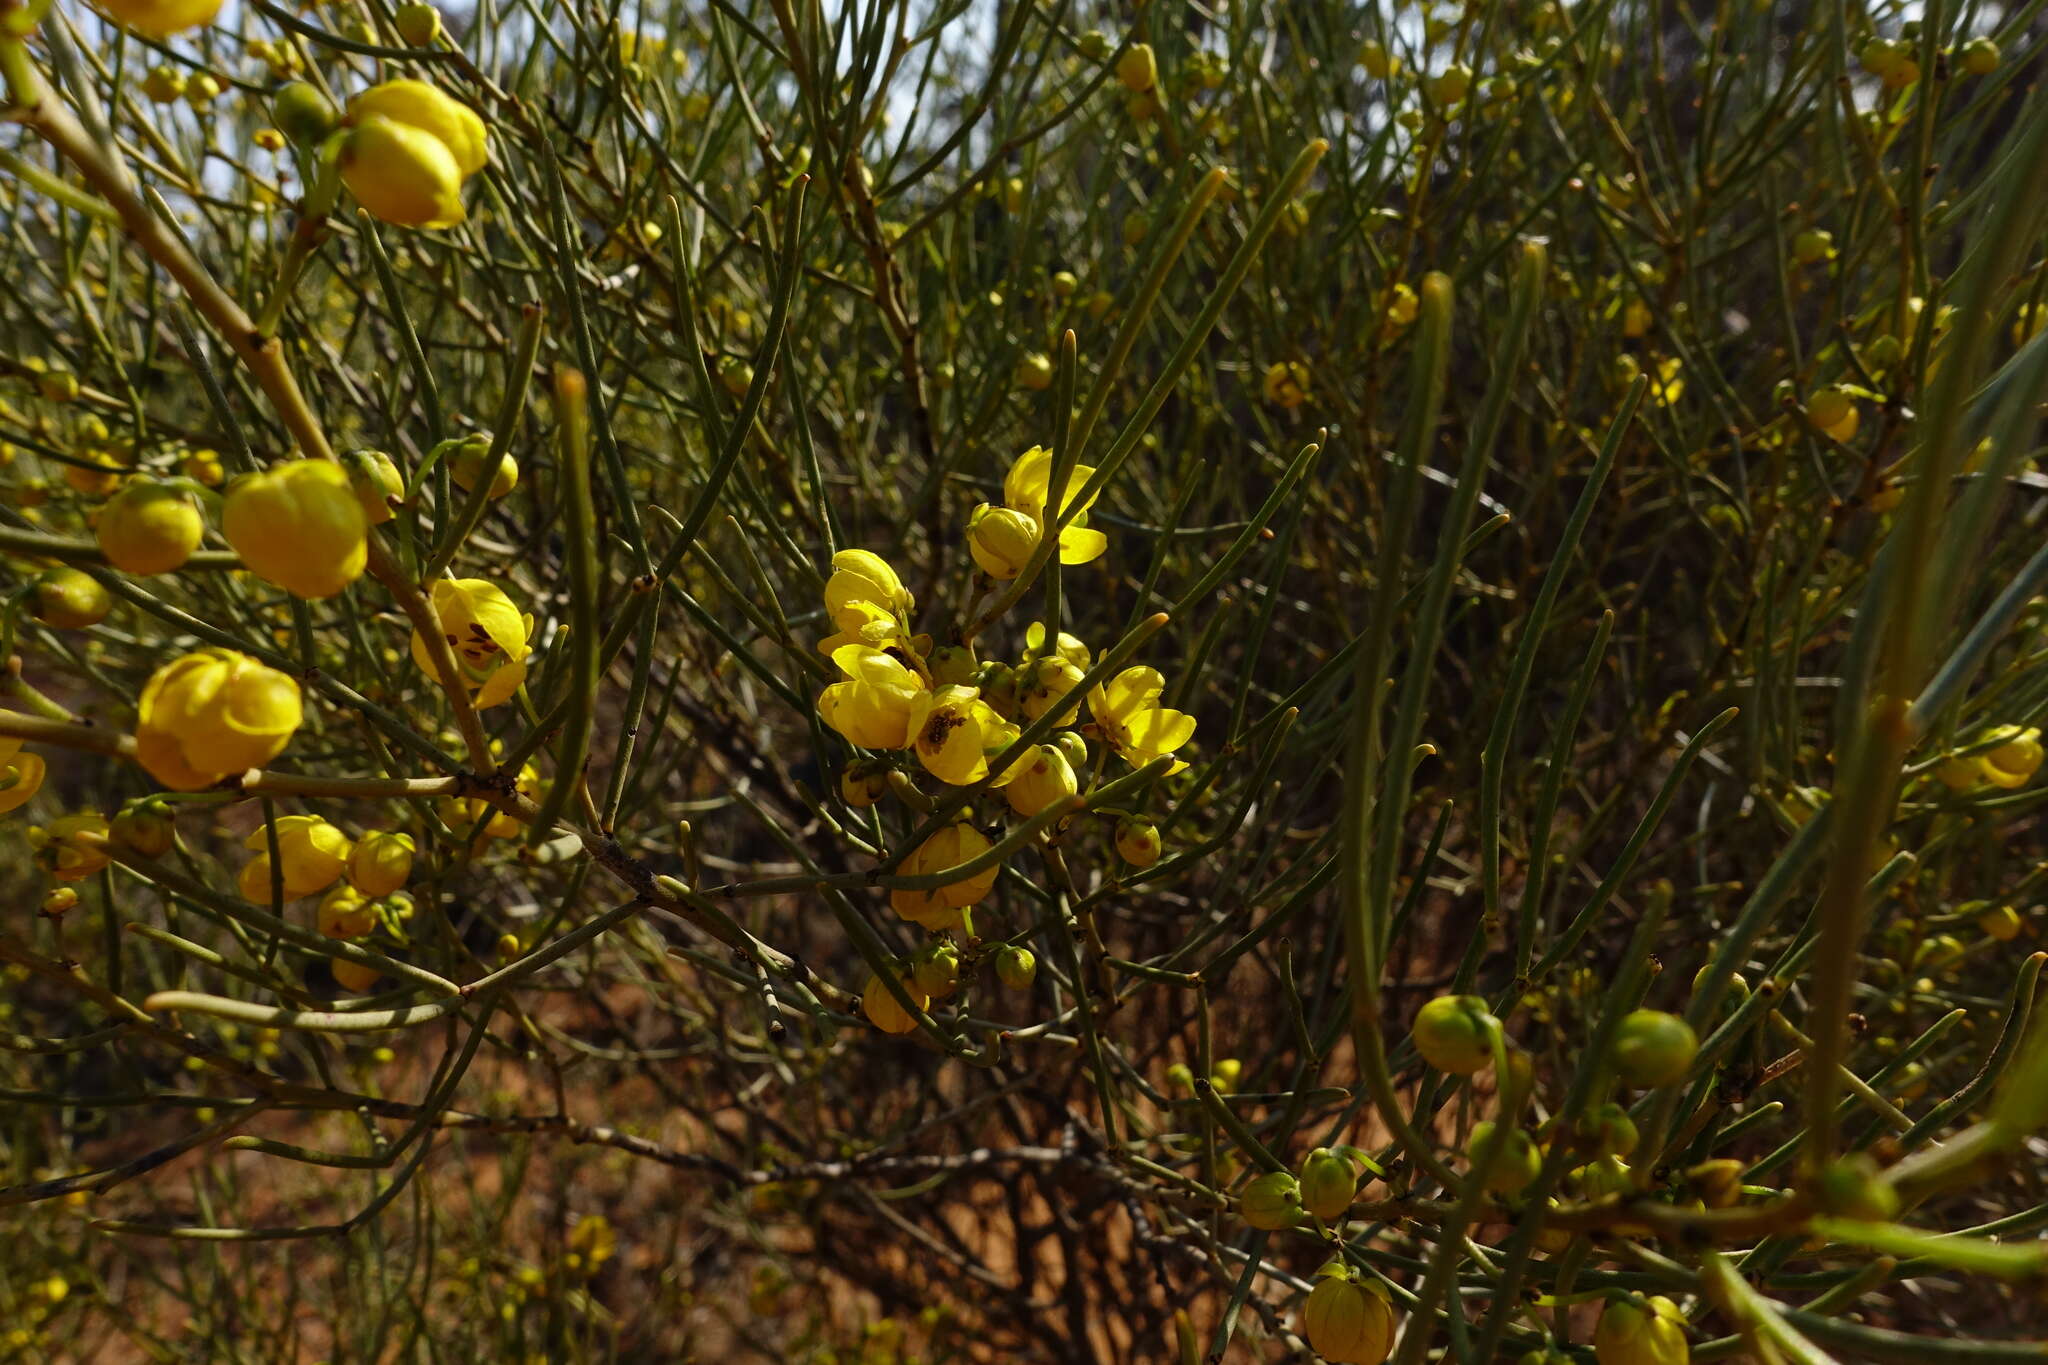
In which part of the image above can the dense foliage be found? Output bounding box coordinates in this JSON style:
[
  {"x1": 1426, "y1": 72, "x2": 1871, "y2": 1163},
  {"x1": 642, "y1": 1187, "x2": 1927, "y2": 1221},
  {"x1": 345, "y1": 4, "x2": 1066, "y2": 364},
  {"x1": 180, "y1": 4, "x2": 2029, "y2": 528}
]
[{"x1": 5, "y1": 0, "x2": 2048, "y2": 1359}]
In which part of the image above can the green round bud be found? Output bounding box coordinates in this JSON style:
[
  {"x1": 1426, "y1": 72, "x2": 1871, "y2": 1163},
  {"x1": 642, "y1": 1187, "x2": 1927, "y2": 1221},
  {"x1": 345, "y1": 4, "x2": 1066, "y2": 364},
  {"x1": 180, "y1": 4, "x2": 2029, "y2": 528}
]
[
  {"x1": 913, "y1": 942, "x2": 960, "y2": 998},
  {"x1": 1302, "y1": 1274, "x2": 1395, "y2": 1365},
  {"x1": 1015, "y1": 351, "x2": 1054, "y2": 391},
  {"x1": 1792, "y1": 228, "x2": 1834, "y2": 265},
  {"x1": 1115, "y1": 818, "x2": 1162, "y2": 868},
  {"x1": 840, "y1": 762, "x2": 888, "y2": 808},
  {"x1": 341, "y1": 447, "x2": 404, "y2": 524},
  {"x1": 1594, "y1": 1295, "x2": 1689, "y2": 1365},
  {"x1": 1960, "y1": 36, "x2": 2000, "y2": 76},
  {"x1": 1864, "y1": 334, "x2": 1903, "y2": 370},
  {"x1": 1298, "y1": 1147, "x2": 1358, "y2": 1221},
  {"x1": 927, "y1": 644, "x2": 979, "y2": 687},
  {"x1": 1053, "y1": 730, "x2": 1089, "y2": 771},
  {"x1": 995, "y1": 945, "x2": 1037, "y2": 990},
  {"x1": 1050, "y1": 269, "x2": 1079, "y2": 299},
  {"x1": 1467, "y1": 1121, "x2": 1542, "y2": 1195},
  {"x1": 394, "y1": 1, "x2": 442, "y2": 46},
  {"x1": 1582, "y1": 1101, "x2": 1640, "y2": 1159},
  {"x1": 1114, "y1": 42, "x2": 1158, "y2": 94},
  {"x1": 109, "y1": 803, "x2": 176, "y2": 858},
  {"x1": 1805, "y1": 387, "x2": 1854, "y2": 431},
  {"x1": 32, "y1": 568, "x2": 112, "y2": 630},
  {"x1": 272, "y1": 81, "x2": 338, "y2": 146},
  {"x1": 1410, "y1": 994, "x2": 1500, "y2": 1075},
  {"x1": 1076, "y1": 29, "x2": 1110, "y2": 63},
  {"x1": 1238, "y1": 1170, "x2": 1304, "y2": 1231},
  {"x1": 1577, "y1": 1155, "x2": 1633, "y2": 1201},
  {"x1": 1612, "y1": 1010, "x2": 1699, "y2": 1088},
  {"x1": 1813, "y1": 1153, "x2": 1899, "y2": 1221}
]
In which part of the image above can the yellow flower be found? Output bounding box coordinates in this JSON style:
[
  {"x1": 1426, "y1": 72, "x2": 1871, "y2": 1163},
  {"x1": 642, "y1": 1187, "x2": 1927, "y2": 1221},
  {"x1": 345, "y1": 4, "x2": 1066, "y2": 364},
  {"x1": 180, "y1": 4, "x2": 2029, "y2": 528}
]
[
  {"x1": 1262, "y1": 361, "x2": 1311, "y2": 408},
  {"x1": 317, "y1": 885, "x2": 377, "y2": 940},
  {"x1": 409, "y1": 578, "x2": 533, "y2": 709},
  {"x1": 819, "y1": 645, "x2": 926, "y2": 749},
  {"x1": 862, "y1": 968, "x2": 929, "y2": 1034},
  {"x1": 1086, "y1": 666, "x2": 1195, "y2": 774},
  {"x1": 222, "y1": 460, "x2": 368, "y2": 598},
  {"x1": 97, "y1": 0, "x2": 223, "y2": 39},
  {"x1": 0, "y1": 736, "x2": 46, "y2": 816},
  {"x1": 907, "y1": 685, "x2": 1020, "y2": 786},
  {"x1": 339, "y1": 81, "x2": 489, "y2": 229},
  {"x1": 244, "y1": 815, "x2": 351, "y2": 898},
  {"x1": 333, "y1": 958, "x2": 381, "y2": 993},
  {"x1": 135, "y1": 649, "x2": 303, "y2": 790},
  {"x1": 347, "y1": 831, "x2": 415, "y2": 897},
  {"x1": 1980, "y1": 725, "x2": 2043, "y2": 789},
  {"x1": 996, "y1": 445, "x2": 1108, "y2": 567},
  {"x1": 967, "y1": 504, "x2": 1041, "y2": 580},
  {"x1": 1004, "y1": 745, "x2": 1078, "y2": 818},
  {"x1": 889, "y1": 823, "x2": 999, "y2": 931},
  {"x1": 34, "y1": 813, "x2": 110, "y2": 882},
  {"x1": 65, "y1": 453, "x2": 124, "y2": 497},
  {"x1": 823, "y1": 549, "x2": 913, "y2": 629},
  {"x1": 96, "y1": 478, "x2": 204, "y2": 576}
]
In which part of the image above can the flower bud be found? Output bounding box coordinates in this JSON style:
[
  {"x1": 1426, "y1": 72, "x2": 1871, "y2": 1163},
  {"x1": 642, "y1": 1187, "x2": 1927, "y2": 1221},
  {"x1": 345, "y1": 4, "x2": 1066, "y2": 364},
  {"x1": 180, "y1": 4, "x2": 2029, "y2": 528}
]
[
  {"x1": 246, "y1": 816, "x2": 351, "y2": 899},
  {"x1": 1050, "y1": 269, "x2": 1079, "y2": 298},
  {"x1": 109, "y1": 803, "x2": 176, "y2": 858},
  {"x1": 1115, "y1": 818, "x2": 1162, "y2": 868},
  {"x1": 443, "y1": 435, "x2": 516, "y2": 500},
  {"x1": 135, "y1": 649, "x2": 302, "y2": 790},
  {"x1": 1211, "y1": 1058, "x2": 1242, "y2": 1093},
  {"x1": 913, "y1": 942, "x2": 961, "y2": 998},
  {"x1": 1019, "y1": 655, "x2": 1085, "y2": 724},
  {"x1": 1467, "y1": 1122, "x2": 1542, "y2": 1195},
  {"x1": 1053, "y1": 730, "x2": 1090, "y2": 772},
  {"x1": 1429, "y1": 64, "x2": 1473, "y2": 105},
  {"x1": 716, "y1": 355, "x2": 753, "y2": 397},
  {"x1": 1960, "y1": 36, "x2": 2000, "y2": 75},
  {"x1": 317, "y1": 885, "x2": 377, "y2": 940},
  {"x1": 1580, "y1": 1101, "x2": 1640, "y2": 1159},
  {"x1": 394, "y1": 1, "x2": 442, "y2": 45},
  {"x1": 1982, "y1": 725, "x2": 2044, "y2": 788},
  {"x1": 1006, "y1": 745, "x2": 1079, "y2": 818},
  {"x1": 1239, "y1": 1170, "x2": 1304, "y2": 1231},
  {"x1": 1577, "y1": 1155, "x2": 1634, "y2": 1201},
  {"x1": 333, "y1": 958, "x2": 381, "y2": 993},
  {"x1": 95, "y1": 478, "x2": 203, "y2": 576},
  {"x1": 1792, "y1": 228, "x2": 1834, "y2": 265},
  {"x1": 1302, "y1": 1273, "x2": 1395, "y2": 1365},
  {"x1": 1015, "y1": 351, "x2": 1055, "y2": 391},
  {"x1": 1685, "y1": 1158, "x2": 1745, "y2": 1209},
  {"x1": 968, "y1": 504, "x2": 1040, "y2": 579},
  {"x1": 1594, "y1": 1296, "x2": 1689, "y2": 1365},
  {"x1": 840, "y1": 761, "x2": 889, "y2": 808},
  {"x1": 341, "y1": 448, "x2": 405, "y2": 524},
  {"x1": 347, "y1": 831, "x2": 415, "y2": 898},
  {"x1": 32, "y1": 568, "x2": 111, "y2": 629},
  {"x1": 1298, "y1": 1148, "x2": 1359, "y2": 1221},
  {"x1": 223, "y1": 460, "x2": 368, "y2": 599},
  {"x1": 182, "y1": 449, "x2": 225, "y2": 486},
  {"x1": 272, "y1": 81, "x2": 339, "y2": 146},
  {"x1": 995, "y1": 945, "x2": 1037, "y2": 990},
  {"x1": 1410, "y1": 994, "x2": 1499, "y2": 1074},
  {"x1": 339, "y1": 80, "x2": 489, "y2": 230},
  {"x1": 185, "y1": 73, "x2": 223, "y2": 107},
  {"x1": 1979, "y1": 904, "x2": 2023, "y2": 942},
  {"x1": 1358, "y1": 40, "x2": 1394, "y2": 79},
  {"x1": 41, "y1": 886, "x2": 79, "y2": 916},
  {"x1": 862, "y1": 968, "x2": 928, "y2": 1035},
  {"x1": 1812, "y1": 1153, "x2": 1899, "y2": 1221},
  {"x1": 1611, "y1": 1010, "x2": 1698, "y2": 1088},
  {"x1": 142, "y1": 65, "x2": 188, "y2": 103},
  {"x1": 1115, "y1": 42, "x2": 1158, "y2": 93}
]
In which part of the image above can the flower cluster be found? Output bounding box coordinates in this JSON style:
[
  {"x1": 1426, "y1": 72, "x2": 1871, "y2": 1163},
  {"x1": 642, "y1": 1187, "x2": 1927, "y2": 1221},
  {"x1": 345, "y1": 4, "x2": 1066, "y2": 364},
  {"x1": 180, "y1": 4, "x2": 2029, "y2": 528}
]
[{"x1": 814, "y1": 446, "x2": 1196, "y2": 1033}]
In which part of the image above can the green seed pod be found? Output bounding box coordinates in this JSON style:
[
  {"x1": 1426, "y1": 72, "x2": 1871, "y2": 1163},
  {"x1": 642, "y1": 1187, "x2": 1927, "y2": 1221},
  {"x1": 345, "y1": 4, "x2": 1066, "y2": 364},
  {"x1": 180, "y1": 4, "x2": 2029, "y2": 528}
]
[
  {"x1": 1611, "y1": 1009, "x2": 1699, "y2": 1088},
  {"x1": 1467, "y1": 1121, "x2": 1542, "y2": 1195},
  {"x1": 1297, "y1": 1147, "x2": 1358, "y2": 1221},
  {"x1": 1410, "y1": 994, "x2": 1500, "y2": 1075},
  {"x1": 272, "y1": 81, "x2": 338, "y2": 146},
  {"x1": 1238, "y1": 1170, "x2": 1304, "y2": 1231},
  {"x1": 995, "y1": 945, "x2": 1037, "y2": 990}
]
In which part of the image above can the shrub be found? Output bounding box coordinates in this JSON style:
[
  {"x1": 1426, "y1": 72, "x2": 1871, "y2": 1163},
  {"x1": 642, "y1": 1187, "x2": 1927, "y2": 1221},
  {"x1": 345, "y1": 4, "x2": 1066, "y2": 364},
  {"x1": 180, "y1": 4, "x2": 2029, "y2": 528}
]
[{"x1": 5, "y1": 0, "x2": 2048, "y2": 1359}]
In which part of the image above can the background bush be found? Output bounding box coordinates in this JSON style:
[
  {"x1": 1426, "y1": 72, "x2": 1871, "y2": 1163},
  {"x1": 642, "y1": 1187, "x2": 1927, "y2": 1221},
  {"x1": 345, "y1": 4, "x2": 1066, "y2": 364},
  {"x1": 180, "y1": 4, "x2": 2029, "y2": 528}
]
[{"x1": 5, "y1": 0, "x2": 2048, "y2": 1359}]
